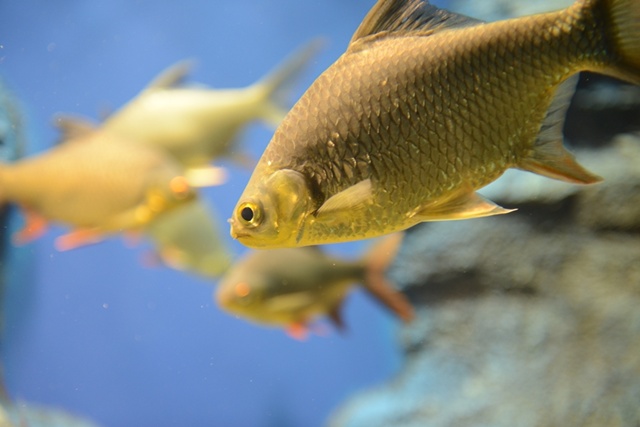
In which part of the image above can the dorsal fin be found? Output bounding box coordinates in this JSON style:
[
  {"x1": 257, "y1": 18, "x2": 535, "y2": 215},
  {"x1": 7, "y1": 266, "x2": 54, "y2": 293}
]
[
  {"x1": 350, "y1": 0, "x2": 482, "y2": 47},
  {"x1": 52, "y1": 114, "x2": 97, "y2": 140},
  {"x1": 144, "y1": 60, "x2": 194, "y2": 91}
]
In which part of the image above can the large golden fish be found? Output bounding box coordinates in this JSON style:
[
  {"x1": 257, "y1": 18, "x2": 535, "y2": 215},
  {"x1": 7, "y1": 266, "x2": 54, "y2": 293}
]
[{"x1": 230, "y1": 0, "x2": 640, "y2": 248}]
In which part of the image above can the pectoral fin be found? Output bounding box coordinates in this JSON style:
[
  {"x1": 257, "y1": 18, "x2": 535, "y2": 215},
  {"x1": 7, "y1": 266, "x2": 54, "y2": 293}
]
[
  {"x1": 52, "y1": 114, "x2": 97, "y2": 141},
  {"x1": 411, "y1": 191, "x2": 514, "y2": 221},
  {"x1": 286, "y1": 323, "x2": 310, "y2": 341},
  {"x1": 315, "y1": 179, "x2": 373, "y2": 221},
  {"x1": 184, "y1": 166, "x2": 228, "y2": 187},
  {"x1": 12, "y1": 207, "x2": 49, "y2": 245},
  {"x1": 55, "y1": 228, "x2": 104, "y2": 251}
]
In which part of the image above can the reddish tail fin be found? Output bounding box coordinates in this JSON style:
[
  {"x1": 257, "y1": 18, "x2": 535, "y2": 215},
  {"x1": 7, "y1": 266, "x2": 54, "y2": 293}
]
[{"x1": 361, "y1": 233, "x2": 415, "y2": 323}]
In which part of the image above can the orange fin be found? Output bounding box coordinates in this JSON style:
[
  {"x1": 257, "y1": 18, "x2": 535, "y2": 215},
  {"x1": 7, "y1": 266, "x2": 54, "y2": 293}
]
[
  {"x1": 362, "y1": 234, "x2": 415, "y2": 323},
  {"x1": 363, "y1": 273, "x2": 415, "y2": 323},
  {"x1": 122, "y1": 230, "x2": 143, "y2": 248},
  {"x1": 12, "y1": 208, "x2": 48, "y2": 245},
  {"x1": 365, "y1": 233, "x2": 405, "y2": 274},
  {"x1": 140, "y1": 251, "x2": 164, "y2": 269},
  {"x1": 55, "y1": 229, "x2": 104, "y2": 251},
  {"x1": 286, "y1": 323, "x2": 310, "y2": 341}
]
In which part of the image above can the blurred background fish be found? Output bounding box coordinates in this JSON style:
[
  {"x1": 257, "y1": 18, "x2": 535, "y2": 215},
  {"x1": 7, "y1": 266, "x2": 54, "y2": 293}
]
[
  {"x1": 216, "y1": 234, "x2": 413, "y2": 340},
  {"x1": 229, "y1": 0, "x2": 640, "y2": 248},
  {"x1": 142, "y1": 197, "x2": 231, "y2": 278},
  {"x1": 102, "y1": 40, "x2": 322, "y2": 170},
  {"x1": 0, "y1": 122, "x2": 196, "y2": 251}
]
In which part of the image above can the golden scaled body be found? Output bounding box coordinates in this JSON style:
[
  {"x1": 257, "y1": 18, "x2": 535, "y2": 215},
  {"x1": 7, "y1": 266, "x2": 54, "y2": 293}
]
[{"x1": 230, "y1": 0, "x2": 640, "y2": 248}]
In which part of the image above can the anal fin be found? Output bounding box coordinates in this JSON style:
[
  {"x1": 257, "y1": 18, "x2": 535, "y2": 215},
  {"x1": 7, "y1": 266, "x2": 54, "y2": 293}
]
[
  {"x1": 519, "y1": 75, "x2": 602, "y2": 184},
  {"x1": 411, "y1": 191, "x2": 514, "y2": 222},
  {"x1": 12, "y1": 207, "x2": 49, "y2": 245},
  {"x1": 286, "y1": 323, "x2": 309, "y2": 341},
  {"x1": 518, "y1": 143, "x2": 602, "y2": 184}
]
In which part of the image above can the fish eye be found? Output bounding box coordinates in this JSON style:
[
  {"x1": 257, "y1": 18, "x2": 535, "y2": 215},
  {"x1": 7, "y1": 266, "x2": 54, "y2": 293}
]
[
  {"x1": 234, "y1": 282, "x2": 251, "y2": 298},
  {"x1": 241, "y1": 207, "x2": 253, "y2": 222},
  {"x1": 233, "y1": 282, "x2": 255, "y2": 306},
  {"x1": 237, "y1": 201, "x2": 262, "y2": 228}
]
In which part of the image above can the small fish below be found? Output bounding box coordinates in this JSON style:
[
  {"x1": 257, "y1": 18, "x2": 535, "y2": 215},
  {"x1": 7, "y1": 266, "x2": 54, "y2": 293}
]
[
  {"x1": 0, "y1": 122, "x2": 200, "y2": 251},
  {"x1": 230, "y1": 0, "x2": 640, "y2": 249},
  {"x1": 142, "y1": 197, "x2": 232, "y2": 279},
  {"x1": 215, "y1": 233, "x2": 414, "y2": 340},
  {"x1": 102, "y1": 39, "x2": 323, "y2": 169}
]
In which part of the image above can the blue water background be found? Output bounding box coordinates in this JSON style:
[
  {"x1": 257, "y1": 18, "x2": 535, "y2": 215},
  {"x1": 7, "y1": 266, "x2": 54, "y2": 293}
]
[{"x1": 0, "y1": 1, "x2": 453, "y2": 426}]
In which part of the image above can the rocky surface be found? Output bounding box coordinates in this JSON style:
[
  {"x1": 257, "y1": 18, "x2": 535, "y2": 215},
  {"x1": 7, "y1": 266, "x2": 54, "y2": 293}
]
[{"x1": 329, "y1": 137, "x2": 640, "y2": 427}]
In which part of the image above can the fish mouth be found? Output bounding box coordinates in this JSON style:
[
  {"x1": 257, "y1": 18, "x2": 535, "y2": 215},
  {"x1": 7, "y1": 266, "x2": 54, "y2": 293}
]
[
  {"x1": 228, "y1": 218, "x2": 247, "y2": 240},
  {"x1": 230, "y1": 228, "x2": 250, "y2": 240}
]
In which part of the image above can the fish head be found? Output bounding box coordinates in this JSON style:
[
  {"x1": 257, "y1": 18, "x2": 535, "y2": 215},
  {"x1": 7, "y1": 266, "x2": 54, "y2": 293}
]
[
  {"x1": 215, "y1": 262, "x2": 272, "y2": 321},
  {"x1": 215, "y1": 248, "x2": 320, "y2": 326},
  {"x1": 131, "y1": 174, "x2": 198, "y2": 229},
  {"x1": 215, "y1": 278, "x2": 262, "y2": 314},
  {"x1": 229, "y1": 168, "x2": 313, "y2": 248},
  {"x1": 146, "y1": 175, "x2": 197, "y2": 214}
]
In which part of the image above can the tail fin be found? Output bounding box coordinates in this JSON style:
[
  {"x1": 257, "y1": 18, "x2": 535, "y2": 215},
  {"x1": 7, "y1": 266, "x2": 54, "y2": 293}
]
[
  {"x1": 360, "y1": 233, "x2": 415, "y2": 323},
  {"x1": 584, "y1": 0, "x2": 640, "y2": 84},
  {"x1": 251, "y1": 38, "x2": 324, "y2": 126}
]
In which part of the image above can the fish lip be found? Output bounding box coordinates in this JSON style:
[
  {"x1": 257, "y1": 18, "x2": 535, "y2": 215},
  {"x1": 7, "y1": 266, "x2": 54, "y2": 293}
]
[
  {"x1": 230, "y1": 227, "x2": 251, "y2": 241},
  {"x1": 234, "y1": 232, "x2": 250, "y2": 239}
]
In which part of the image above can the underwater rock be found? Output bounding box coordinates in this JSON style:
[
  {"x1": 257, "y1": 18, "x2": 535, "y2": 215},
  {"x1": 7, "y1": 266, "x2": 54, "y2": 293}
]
[
  {"x1": 0, "y1": 80, "x2": 26, "y2": 163},
  {"x1": 329, "y1": 139, "x2": 640, "y2": 426},
  {"x1": 0, "y1": 78, "x2": 28, "y2": 399}
]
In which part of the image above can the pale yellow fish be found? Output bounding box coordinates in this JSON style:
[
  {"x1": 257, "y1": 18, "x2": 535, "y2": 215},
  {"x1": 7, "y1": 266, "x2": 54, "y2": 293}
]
[
  {"x1": 102, "y1": 40, "x2": 322, "y2": 169},
  {"x1": 0, "y1": 125, "x2": 195, "y2": 250},
  {"x1": 215, "y1": 233, "x2": 413, "y2": 339},
  {"x1": 230, "y1": 0, "x2": 640, "y2": 249},
  {"x1": 143, "y1": 198, "x2": 231, "y2": 278}
]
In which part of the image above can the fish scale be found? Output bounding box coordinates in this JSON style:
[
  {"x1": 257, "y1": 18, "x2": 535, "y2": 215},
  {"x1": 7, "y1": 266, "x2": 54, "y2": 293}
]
[{"x1": 231, "y1": 0, "x2": 640, "y2": 248}]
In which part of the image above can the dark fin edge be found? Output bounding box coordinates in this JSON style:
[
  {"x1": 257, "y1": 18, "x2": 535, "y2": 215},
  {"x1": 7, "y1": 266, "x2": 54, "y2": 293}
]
[
  {"x1": 519, "y1": 75, "x2": 602, "y2": 184},
  {"x1": 350, "y1": 0, "x2": 483, "y2": 48}
]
